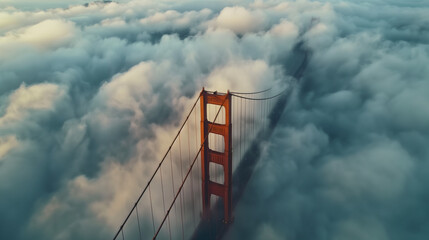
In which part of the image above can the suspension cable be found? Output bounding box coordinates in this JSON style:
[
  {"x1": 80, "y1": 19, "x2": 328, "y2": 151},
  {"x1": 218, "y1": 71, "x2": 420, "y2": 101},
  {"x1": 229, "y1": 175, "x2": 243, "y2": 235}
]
[
  {"x1": 230, "y1": 88, "x2": 272, "y2": 95},
  {"x1": 114, "y1": 86, "x2": 284, "y2": 240},
  {"x1": 112, "y1": 93, "x2": 201, "y2": 240},
  {"x1": 231, "y1": 88, "x2": 288, "y2": 101},
  {"x1": 153, "y1": 92, "x2": 229, "y2": 239}
]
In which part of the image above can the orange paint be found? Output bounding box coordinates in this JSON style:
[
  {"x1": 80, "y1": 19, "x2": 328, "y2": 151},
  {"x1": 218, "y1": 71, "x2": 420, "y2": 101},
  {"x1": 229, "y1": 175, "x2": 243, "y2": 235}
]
[{"x1": 200, "y1": 88, "x2": 233, "y2": 223}]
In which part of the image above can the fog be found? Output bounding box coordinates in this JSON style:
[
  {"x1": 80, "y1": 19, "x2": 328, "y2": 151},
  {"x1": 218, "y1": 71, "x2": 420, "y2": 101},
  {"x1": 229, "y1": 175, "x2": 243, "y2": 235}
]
[{"x1": 0, "y1": 0, "x2": 428, "y2": 239}]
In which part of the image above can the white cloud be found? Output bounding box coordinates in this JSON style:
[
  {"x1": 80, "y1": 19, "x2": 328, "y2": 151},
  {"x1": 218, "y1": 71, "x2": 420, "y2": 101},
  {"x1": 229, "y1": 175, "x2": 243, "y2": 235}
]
[
  {"x1": 269, "y1": 19, "x2": 299, "y2": 38},
  {"x1": 0, "y1": 19, "x2": 77, "y2": 50},
  {"x1": 98, "y1": 61, "x2": 154, "y2": 111},
  {"x1": 143, "y1": 8, "x2": 211, "y2": 30},
  {"x1": 0, "y1": 83, "x2": 65, "y2": 125},
  {"x1": 0, "y1": 135, "x2": 18, "y2": 160},
  {"x1": 100, "y1": 17, "x2": 126, "y2": 27},
  {"x1": 322, "y1": 139, "x2": 414, "y2": 202},
  {"x1": 1, "y1": 1, "x2": 428, "y2": 240},
  {"x1": 212, "y1": 6, "x2": 266, "y2": 34},
  {"x1": 206, "y1": 59, "x2": 278, "y2": 93}
]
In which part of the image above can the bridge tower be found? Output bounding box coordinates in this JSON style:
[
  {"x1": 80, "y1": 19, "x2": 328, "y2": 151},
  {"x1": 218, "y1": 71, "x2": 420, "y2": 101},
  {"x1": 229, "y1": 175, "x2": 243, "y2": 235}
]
[{"x1": 200, "y1": 89, "x2": 232, "y2": 223}]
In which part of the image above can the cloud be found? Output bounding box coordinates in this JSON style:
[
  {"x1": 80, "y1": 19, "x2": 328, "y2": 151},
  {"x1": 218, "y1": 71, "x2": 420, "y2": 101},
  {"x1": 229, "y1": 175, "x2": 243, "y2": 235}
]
[
  {"x1": 98, "y1": 61, "x2": 154, "y2": 111},
  {"x1": 332, "y1": 216, "x2": 389, "y2": 240},
  {"x1": 225, "y1": 1, "x2": 429, "y2": 240},
  {"x1": 0, "y1": 83, "x2": 65, "y2": 125},
  {"x1": 212, "y1": 6, "x2": 266, "y2": 34},
  {"x1": 206, "y1": 59, "x2": 280, "y2": 92},
  {"x1": 269, "y1": 19, "x2": 299, "y2": 37},
  {"x1": 0, "y1": 19, "x2": 77, "y2": 50},
  {"x1": 0, "y1": 135, "x2": 18, "y2": 160},
  {"x1": 0, "y1": 0, "x2": 428, "y2": 240},
  {"x1": 139, "y1": 8, "x2": 212, "y2": 33},
  {"x1": 321, "y1": 138, "x2": 414, "y2": 202}
]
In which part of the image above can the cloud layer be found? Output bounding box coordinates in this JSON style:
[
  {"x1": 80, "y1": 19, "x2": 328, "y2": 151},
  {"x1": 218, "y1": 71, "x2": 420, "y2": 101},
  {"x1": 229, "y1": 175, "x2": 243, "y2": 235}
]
[
  {"x1": 224, "y1": 1, "x2": 429, "y2": 240},
  {"x1": 0, "y1": 0, "x2": 428, "y2": 240}
]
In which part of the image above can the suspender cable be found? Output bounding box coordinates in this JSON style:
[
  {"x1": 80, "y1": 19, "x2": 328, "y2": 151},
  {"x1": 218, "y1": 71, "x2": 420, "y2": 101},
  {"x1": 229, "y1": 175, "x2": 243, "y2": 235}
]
[
  {"x1": 240, "y1": 97, "x2": 242, "y2": 163},
  {"x1": 136, "y1": 205, "x2": 142, "y2": 240},
  {"x1": 194, "y1": 105, "x2": 202, "y2": 214},
  {"x1": 187, "y1": 120, "x2": 196, "y2": 226},
  {"x1": 178, "y1": 135, "x2": 185, "y2": 240},
  {"x1": 251, "y1": 95, "x2": 255, "y2": 140},
  {"x1": 169, "y1": 150, "x2": 179, "y2": 237},
  {"x1": 159, "y1": 162, "x2": 171, "y2": 240},
  {"x1": 112, "y1": 94, "x2": 201, "y2": 240},
  {"x1": 149, "y1": 185, "x2": 155, "y2": 235},
  {"x1": 153, "y1": 93, "x2": 229, "y2": 239}
]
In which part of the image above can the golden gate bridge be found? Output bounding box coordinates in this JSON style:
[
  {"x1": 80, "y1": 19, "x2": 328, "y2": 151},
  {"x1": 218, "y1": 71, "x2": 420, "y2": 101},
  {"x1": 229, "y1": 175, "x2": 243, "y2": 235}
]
[
  {"x1": 111, "y1": 85, "x2": 290, "y2": 240},
  {"x1": 111, "y1": 40, "x2": 309, "y2": 240}
]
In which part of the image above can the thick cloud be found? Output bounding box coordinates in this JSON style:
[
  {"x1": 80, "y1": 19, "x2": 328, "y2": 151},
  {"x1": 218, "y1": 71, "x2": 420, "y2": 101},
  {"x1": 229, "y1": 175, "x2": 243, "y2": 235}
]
[
  {"x1": 0, "y1": 0, "x2": 428, "y2": 240},
  {"x1": 211, "y1": 6, "x2": 267, "y2": 34},
  {"x1": 0, "y1": 19, "x2": 77, "y2": 50},
  {"x1": 0, "y1": 83, "x2": 65, "y2": 123},
  {"x1": 224, "y1": 1, "x2": 429, "y2": 240}
]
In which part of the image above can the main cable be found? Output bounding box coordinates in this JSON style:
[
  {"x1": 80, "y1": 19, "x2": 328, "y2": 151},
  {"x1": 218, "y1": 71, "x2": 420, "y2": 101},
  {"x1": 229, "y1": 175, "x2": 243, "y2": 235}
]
[
  {"x1": 230, "y1": 88, "x2": 272, "y2": 95},
  {"x1": 112, "y1": 94, "x2": 201, "y2": 240},
  {"x1": 153, "y1": 93, "x2": 229, "y2": 239},
  {"x1": 231, "y1": 87, "x2": 288, "y2": 101}
]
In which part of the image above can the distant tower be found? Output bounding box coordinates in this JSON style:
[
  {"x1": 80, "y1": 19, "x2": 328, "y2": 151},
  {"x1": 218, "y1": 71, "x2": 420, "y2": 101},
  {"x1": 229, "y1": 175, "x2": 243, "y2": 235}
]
[{"x1": 200, "y1": 89, "x2": 232, "y2": 223}]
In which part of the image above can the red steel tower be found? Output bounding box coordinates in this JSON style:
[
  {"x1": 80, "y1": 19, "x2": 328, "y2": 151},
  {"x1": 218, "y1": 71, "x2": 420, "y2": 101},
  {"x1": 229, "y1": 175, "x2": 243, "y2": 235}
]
[{"x1": 200, "y1": 89, "x2": 232, "y2": 223}]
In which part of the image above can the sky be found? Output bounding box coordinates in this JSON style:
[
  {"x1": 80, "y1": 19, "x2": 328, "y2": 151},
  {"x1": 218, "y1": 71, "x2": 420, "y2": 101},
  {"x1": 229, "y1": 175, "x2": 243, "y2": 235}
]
[{"x1": 0, "y1": 0, "x2": 429, "y2": 239}]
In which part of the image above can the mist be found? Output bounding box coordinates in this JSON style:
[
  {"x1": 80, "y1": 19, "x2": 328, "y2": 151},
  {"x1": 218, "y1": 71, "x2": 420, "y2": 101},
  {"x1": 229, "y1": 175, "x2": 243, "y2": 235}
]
[{"x1": 0, "y1": 0, "x2": 428, "y2": 239}]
